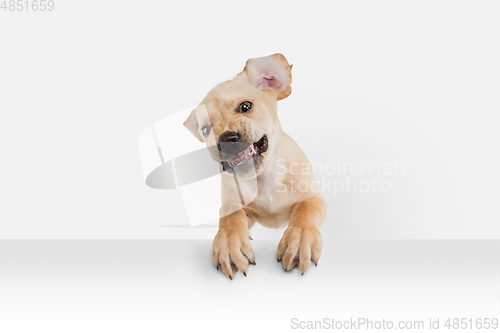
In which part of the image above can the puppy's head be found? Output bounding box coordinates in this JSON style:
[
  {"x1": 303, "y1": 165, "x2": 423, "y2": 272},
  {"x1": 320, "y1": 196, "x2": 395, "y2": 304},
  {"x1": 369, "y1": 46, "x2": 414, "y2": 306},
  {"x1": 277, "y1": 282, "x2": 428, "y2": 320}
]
[{"x1": 183, "y1": 53, "x2": 292, "y2": 179}]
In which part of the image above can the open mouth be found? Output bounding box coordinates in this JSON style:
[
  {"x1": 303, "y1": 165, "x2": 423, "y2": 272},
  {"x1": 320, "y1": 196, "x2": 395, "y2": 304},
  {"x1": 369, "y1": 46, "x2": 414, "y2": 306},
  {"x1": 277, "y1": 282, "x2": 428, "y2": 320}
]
[{"x1": 221, "y1": 135, "x2": 268, "y2": 173}]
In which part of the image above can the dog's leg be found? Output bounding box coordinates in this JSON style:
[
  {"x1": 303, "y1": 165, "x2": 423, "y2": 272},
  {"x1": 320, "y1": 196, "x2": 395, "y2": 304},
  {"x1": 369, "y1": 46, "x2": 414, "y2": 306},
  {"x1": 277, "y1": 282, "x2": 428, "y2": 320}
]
[
  {"x1": 247, "y1": 219, "x2": 255, "y2": 240},
  {"x1": 212, "y1": 208, "x2": 256, "y2": 279},
  {"x1": 277, "y1": 197, "x2": 326, "y2": 274}
]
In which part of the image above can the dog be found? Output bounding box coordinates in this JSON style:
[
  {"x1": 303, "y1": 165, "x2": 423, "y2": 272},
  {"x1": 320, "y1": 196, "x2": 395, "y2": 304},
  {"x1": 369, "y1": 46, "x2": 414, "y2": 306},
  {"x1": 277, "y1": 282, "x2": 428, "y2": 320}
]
[{"x1": 183, "y1": 54, "x2": 325, "y2": 279}]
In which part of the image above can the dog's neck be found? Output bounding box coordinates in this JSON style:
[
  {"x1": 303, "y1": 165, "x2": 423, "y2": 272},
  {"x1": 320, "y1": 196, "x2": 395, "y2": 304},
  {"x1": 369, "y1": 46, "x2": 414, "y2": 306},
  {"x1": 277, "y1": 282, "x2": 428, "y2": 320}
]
[{"x1": 256, "y1": 129, "x2": 287, "y2": 188}]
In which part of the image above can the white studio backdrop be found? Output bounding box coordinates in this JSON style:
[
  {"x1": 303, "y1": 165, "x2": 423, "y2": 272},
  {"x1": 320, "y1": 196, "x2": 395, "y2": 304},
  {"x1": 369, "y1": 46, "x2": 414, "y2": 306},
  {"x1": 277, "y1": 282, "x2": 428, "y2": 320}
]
[{"x1": 0, "y1": 0, "x2": 499, "y2": 239}]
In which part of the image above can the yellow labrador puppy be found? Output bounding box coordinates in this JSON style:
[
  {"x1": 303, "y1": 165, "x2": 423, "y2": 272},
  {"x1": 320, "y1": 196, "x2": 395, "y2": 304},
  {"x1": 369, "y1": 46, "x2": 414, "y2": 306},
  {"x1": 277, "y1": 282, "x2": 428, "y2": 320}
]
[{"x1": 184, "y1": 54, "x2": 325, "y2": 279}]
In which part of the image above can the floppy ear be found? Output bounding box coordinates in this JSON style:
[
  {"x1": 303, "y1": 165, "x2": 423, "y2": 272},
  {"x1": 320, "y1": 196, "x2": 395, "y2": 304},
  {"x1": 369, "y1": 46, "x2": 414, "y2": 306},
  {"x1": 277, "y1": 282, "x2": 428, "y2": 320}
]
[
  {"x1": 183, "y1": 108, "x2": 203, "y2": 142},
  {"x1": 243, "y1": 53, "x2": 292, "y2": 101}
]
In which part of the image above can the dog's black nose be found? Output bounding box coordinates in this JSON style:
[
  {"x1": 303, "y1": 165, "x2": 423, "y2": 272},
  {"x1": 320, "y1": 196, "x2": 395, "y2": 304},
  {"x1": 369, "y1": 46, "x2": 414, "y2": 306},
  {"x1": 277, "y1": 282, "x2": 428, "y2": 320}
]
[
  {"x1": 218, "y1": 131, "x2": 240, "y2": 144},
  {"x1": 218, "y1": 131, "x2": 240, "y2": 150},
  {"x1": 217, "y1": 131, "x2": 244, "y2": 159}
]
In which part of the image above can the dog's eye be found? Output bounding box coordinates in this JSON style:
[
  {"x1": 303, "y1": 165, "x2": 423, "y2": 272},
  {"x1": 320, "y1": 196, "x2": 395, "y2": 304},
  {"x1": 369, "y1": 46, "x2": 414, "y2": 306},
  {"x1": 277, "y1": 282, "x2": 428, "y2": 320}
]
[
  {"x1": 201, "y1": 125, "x2": 211, "y2": 136},
  {"x1": 238, "y1": 101, "x2": 252, "y2": 113}
]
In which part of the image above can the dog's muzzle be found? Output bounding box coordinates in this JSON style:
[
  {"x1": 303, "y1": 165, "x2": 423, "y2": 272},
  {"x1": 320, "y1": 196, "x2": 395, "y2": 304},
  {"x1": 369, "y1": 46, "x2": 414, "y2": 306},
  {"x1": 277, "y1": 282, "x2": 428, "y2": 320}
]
[{"x1": 218, "y1": 132, "x2": 268, "y2": 173}]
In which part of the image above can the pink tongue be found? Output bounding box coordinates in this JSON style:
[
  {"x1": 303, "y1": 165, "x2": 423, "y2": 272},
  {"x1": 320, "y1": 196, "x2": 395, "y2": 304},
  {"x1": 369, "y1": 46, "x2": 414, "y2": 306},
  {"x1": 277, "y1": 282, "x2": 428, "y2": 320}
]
[{"x1": 227, "y1": 145, "x2": 257, "y2": 167}]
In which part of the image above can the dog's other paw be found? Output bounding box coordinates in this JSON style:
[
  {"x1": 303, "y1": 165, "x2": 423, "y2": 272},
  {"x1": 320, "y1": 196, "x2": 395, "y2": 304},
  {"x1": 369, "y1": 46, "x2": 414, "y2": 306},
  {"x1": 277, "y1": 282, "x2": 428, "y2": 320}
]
[
  {"x1": 277, "y1": 225, "x2": 322, "y2": 274},
  {"x1": 212, "y1": 227, "x2": 256, "y2": 280}
]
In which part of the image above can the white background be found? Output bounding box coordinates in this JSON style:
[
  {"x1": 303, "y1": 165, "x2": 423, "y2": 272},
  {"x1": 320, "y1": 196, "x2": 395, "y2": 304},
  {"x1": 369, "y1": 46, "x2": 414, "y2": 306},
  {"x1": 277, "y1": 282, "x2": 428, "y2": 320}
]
[
  {"x1": 1, "y1": 0, "x2": 499, "y2": 239},
  {"x1": 1, "y1": 3, "x2": 499, "y2": 333}
]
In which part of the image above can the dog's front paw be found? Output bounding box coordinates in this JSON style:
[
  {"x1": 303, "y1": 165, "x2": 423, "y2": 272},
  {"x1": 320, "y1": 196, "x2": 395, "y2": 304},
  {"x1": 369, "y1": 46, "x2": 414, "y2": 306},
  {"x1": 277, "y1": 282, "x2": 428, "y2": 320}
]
[
  {"x1": 277, "y1": 225, "x2": 322, "y2": 274},
  {"x1": 212, "y1": 227, "x2": 256, "y2": 280}
]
